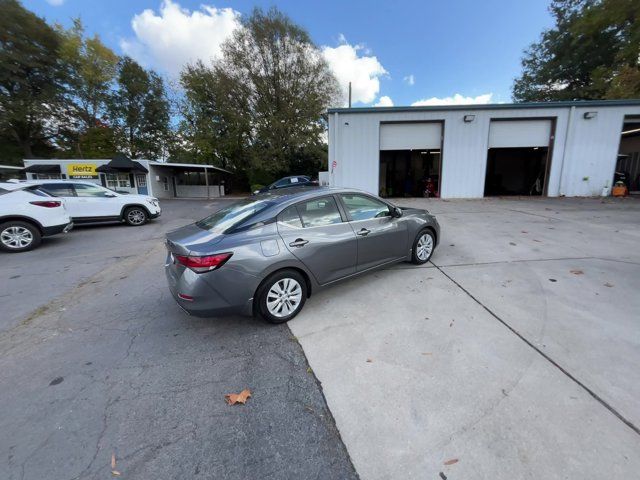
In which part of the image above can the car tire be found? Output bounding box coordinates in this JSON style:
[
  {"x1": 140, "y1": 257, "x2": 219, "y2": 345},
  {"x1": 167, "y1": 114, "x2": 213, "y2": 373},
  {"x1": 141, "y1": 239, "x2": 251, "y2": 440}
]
[
  {"x1": 411, "y1": 229, "x2": 435, "y2": 265},
  {"x1": 256, "y1": 269, "x2": 308, "y2": 324},
  {"x1": 123, "y1": 206, "x2": 148, "y2": 226},
  {"x1": 0, "y1": 221, "x2": 41, "y2": 253}
]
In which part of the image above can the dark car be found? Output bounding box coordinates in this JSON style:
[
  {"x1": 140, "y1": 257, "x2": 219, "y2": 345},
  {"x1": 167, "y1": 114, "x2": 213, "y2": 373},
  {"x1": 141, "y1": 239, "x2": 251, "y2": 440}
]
[
  {"x1": 253, "y1": 175, "x2": 318, "y2": 194},
  {"x1": 165, "y1": 188, "x2": 440, "y2": 323}
]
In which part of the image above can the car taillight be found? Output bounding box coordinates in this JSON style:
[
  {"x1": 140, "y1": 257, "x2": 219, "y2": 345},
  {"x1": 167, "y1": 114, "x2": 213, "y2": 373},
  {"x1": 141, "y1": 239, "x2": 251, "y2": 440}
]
[
  {"x1": 174, "y1": 253, "x2": 232, "y2": 273},
  {"x1": 30, "y1": 200, "x2": 62, "y2": 208}
]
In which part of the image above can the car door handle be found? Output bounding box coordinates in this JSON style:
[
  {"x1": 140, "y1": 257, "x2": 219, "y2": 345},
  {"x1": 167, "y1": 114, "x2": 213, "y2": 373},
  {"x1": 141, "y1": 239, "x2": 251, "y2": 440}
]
[
  {"x1": 357, "y1": 228, "x2": 371, "y2": 236},
  {"x1": 289, "y1": 238, "x2": 309, "y2": 247}
]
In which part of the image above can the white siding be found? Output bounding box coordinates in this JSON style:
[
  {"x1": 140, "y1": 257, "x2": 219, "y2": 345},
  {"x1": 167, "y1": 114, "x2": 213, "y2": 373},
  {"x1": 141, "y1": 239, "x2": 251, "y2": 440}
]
[
  {"x1": 379, "y1": 122, "x2": 441, "y2": 150},
  {"x1": 328, "y1": 103, "x2": 640, "y2": 198},
  {"x1": 488, "y1": 120, "x2": 552, "y2": 148}
]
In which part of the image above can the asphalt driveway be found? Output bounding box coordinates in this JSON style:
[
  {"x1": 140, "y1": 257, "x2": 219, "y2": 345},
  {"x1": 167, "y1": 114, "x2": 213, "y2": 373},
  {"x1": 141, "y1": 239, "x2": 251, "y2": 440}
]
[
  {"x1": 289, "y1": 196, "x2": 640, "y2": 480},
  {"x1": 0, "y1": 199, "x2": 357, "y2": 480}
]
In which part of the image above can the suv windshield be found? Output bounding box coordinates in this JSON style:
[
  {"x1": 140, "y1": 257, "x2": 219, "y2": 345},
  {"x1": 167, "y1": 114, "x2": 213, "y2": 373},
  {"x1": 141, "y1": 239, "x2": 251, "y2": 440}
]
[{"x1": 196, "y1": 198, "x2": 274, "y2": 233}]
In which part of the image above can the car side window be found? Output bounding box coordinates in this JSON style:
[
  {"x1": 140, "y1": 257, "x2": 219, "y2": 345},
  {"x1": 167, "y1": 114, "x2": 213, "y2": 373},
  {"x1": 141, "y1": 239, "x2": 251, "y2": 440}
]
[
  {"x1": 341, "y1": 194, "x2": 391, "y2": 221},
  {"x1": 297, "y1": 196, "x2": 342, "y2": 228},
  {"x1": 273, "y1": 178, "x2": 290, "y2": 188},
  {"x1": 74, "y1": 184, "x2": 111, "y2": 197},
  {"x1": 277, "y1": 205, "x2": 303, "y2": 229},
  {"x1": 39, "y1": 183, "x2": 76, "y2": 197}
]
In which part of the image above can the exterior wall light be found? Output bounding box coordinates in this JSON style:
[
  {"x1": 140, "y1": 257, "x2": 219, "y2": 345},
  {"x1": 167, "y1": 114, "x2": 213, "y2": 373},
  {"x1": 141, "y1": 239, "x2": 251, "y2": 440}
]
[
  {"x1": 583, "y1": 111, "x2": 597, "y2": 119},
  {"x1": 463, "y1": 115, "x2": 475, "y2": 123}
]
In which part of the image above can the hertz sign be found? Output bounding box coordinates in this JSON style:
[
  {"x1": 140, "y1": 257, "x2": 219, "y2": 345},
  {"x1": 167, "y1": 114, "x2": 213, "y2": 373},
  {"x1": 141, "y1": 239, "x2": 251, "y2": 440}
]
[{"x1": 67, "y1": 163, "x2": 98, "y2": 178}]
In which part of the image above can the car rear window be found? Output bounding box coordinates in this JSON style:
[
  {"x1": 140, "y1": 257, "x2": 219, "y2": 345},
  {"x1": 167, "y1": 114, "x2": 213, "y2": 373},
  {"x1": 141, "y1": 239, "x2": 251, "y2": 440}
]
[{"x1": 196, "y1": 198, "x2": 274, "y2": 233}]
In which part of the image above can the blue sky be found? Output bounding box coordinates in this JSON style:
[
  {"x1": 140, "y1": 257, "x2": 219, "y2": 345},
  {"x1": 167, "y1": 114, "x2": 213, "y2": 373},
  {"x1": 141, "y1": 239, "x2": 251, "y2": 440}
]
[{"x1": 24, "y1": 0, "x2": 554, "y2": 107}]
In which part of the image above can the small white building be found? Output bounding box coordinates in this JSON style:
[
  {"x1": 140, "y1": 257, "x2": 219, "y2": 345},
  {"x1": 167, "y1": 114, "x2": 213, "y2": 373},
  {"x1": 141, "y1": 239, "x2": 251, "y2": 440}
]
[
  {"x1": 22, "y1": 156, "x2": 230, "y2": 199},
  {"x1": 327, "y1": 99, "x2": 640, "y2": 198}
]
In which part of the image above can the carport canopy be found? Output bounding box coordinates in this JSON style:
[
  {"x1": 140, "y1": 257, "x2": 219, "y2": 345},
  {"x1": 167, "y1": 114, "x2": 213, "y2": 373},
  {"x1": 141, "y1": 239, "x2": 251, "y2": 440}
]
[
  {"x1": 96, "y1": 154, "x2": 148, "y2": 173},
  {"x1": 21, "y1": 164, "x2": 61, "y2": 174},
  {"x1": 488, "y1": 119, "x2": 552, "y2": 148},
  {"x1": 380, "y1": 122, "x2": 442, "y2": 150}
]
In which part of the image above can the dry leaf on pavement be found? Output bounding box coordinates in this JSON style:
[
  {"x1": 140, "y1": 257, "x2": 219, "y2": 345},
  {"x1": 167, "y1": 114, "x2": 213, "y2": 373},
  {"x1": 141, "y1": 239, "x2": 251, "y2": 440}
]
[
  {"x1": 225, "y1": 389, "x2": 252, "y2": 405},
  {"x1": 570, "y1": 269, "x2": 584, "y2": 275},
  {"x1": 444, "y1": 458, "x2": 459, "y2": 466},
  {"x1": 111, "y1": 454, "x2": 116, "y2": 469}
]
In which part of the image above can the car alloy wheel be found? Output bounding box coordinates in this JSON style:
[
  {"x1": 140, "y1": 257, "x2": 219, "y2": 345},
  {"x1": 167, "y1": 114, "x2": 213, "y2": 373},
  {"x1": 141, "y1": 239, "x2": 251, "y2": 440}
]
[
  {"x1": 266, "y1": 278, "x2": 303, "y2": 318},
  {"x1": 416, "y1": 233, "x2": 434, "y2": 261},
  {"x1": 1, "y1": 226, "x2": 33, "y2": 249},
  {"x1": 126, "y1": 208, "x2": 147, "y2": 225}
]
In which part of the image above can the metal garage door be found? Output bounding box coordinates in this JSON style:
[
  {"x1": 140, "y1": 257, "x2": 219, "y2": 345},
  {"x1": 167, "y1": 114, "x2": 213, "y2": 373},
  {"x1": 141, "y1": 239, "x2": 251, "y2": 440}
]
[
  {"x1": 488, "y1": 119, "x2": 552, "y2": 148},
  {"x1": 380, "y1": 122, "x2": 442, "y2": 150}
]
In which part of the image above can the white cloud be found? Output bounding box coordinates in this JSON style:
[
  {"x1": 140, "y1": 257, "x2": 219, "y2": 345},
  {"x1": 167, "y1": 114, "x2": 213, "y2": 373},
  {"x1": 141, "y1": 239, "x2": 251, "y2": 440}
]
[
  {"x1": 403, "y1": 74, "x2": 415, "y2": 86},
  {"x1": 374, "y1": 96, "x2": 394, "y2": 107},
  {"x1": 322, "y1": 36, "x2": 387, "y2": 106},
  {"x1": 411, "y1": 93, "x2": 493, "y2": 106},
  {"x1": 46, "y1": 0, "x2": 65, "y2": 5},
  {"x1": 120, "y1": 0, "x2": 240, "y2": 76}
]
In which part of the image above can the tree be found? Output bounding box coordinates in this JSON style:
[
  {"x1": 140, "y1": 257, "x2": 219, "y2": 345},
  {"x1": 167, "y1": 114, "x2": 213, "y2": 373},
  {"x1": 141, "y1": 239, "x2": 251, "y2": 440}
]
[
  {"x1": 0, "y1": 0, "x2": 68, "y2": 159},
  {"x1": 513, "y1": 0, "x2": 640, "y2": 101},
  {"x1": 176, "y1": 61, "x2": 249, "y2": 169},
  {"x1": 110, "y1": 57, "x2": 170, "y2": 159},
  {"x1": 211, "y1": 7, "x2": 339, "y2": 181},
  {"x1": 57, "y1": 19, "x2": 118, "y2": 130}
]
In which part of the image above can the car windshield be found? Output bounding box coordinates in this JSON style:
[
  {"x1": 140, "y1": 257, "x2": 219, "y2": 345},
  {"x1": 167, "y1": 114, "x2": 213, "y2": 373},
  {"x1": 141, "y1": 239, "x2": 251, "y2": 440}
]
[{"x1": 196, "y1": 198, "x2": 274, "y2": 233}]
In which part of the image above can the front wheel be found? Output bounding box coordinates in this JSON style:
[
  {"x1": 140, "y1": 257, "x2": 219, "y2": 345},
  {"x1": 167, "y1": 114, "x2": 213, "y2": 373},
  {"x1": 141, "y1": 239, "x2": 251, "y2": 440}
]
[
  {"x1": 123, "y1": 206, "x2": 148, "y2": 226},
  {"x1": 411, "y1": 229, "x2": 435, "y2": 264},
  {"x1": 256, "y1": 269, "x2": 307, "y2": 324},
  {"x1": 0, "y1": 221, "x2": 41, "y2": 253}
]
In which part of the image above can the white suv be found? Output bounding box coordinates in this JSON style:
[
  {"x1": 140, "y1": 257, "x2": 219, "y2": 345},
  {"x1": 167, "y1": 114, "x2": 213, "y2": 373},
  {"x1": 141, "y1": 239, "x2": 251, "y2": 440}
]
[
  {"x1": 25, "y1": 180, "x2": 161, "y2": 226},
  {"x1": 0, "y1": 184, "x2": 73, "y2": 252}
]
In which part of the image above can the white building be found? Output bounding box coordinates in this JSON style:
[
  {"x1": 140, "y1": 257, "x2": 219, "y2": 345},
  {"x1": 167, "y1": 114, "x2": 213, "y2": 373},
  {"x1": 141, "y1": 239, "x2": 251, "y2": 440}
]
[
  {"x1": 21, "y1": 156, "x2": 229, "y2": 199},
  {"x1": 328, "y1": 99, "x2": 640, "y2": 198}
]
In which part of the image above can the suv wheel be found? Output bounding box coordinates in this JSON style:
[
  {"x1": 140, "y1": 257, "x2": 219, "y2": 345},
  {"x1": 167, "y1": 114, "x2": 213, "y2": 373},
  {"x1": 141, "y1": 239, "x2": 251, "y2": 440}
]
[
  {"x1": 124, "y1": 206, "x2": 148, "y2": 226},
  {"x1": 0, "y1": 221, "x2": 41, "y2": 253},
  {"x1": 256, "y1": 269, "x2": 307, "y2": 324}
]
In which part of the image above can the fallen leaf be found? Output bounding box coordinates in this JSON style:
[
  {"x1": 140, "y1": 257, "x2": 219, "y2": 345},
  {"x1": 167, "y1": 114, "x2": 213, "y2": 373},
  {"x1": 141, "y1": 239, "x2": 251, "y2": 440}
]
[
  {"x1": 521, "y1": 230, "x2": 528, "y2": 233},
  {"x1": 421, "y1": 352, "x2": 433, "y2": 356},
  {"x1": 111, "y1": 471, "x2": 121, "y2": 477},
  {"x1": 570, "y1": 269, "x2": 584, "y2": 275},
  {"x1": 509, "y1": 242, "x2": 517, "y2": 246},
  {"x1": 533, "y1": 239, "x2": 542, "y2": 243},
  {"x1": 111, "y1": 454, "x2": 116, "y2": 469},
  {"x1": 549, "y1": 278, "x2": 557, "y2": 282},
  {"x1": 604, "y1": 282, "x2": 614, "y2": 288},
  {"x1": 366, "y1": 358, "x2": 373, "y2": 363},
  {"x1": 444, "y1": 458, "x2": 459, "y2": 466},
  {"x1": 225, "y1": 389, "x2": 252, "y2": 405}
]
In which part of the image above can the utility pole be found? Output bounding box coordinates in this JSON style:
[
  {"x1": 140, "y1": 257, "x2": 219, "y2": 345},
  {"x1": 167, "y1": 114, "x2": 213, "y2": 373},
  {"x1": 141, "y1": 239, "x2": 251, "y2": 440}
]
[{"x1": 348, "y1": 82, "x2": 352, "y2": 108}]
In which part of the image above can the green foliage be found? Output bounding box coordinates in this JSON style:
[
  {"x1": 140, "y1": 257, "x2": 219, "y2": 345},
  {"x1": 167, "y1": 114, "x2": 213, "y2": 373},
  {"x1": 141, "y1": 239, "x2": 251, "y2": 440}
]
[
  {"x1": 110, "y1": 57, "x2": 170, "y2": 159},
  {"x1": 0, "y1": 0, "x2": 68, "y2": 157},
  {"x1": 57, "y1": 18, "x2": 118, "y2": 129},
  {"x1": 513, "y1": 0, "x2": 640, "y2": 101},
  {"x1": 250, "y1": 184, "x2": 265, "y2": 193},
  {"x1": 212, "y1": 7, "x2": 339, "y2": 175}
]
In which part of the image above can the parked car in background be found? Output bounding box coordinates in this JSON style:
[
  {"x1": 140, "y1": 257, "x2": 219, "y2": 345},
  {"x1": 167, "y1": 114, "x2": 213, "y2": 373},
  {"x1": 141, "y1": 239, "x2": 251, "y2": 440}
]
[
  {"x1": 22, "y1": 180, "x2": 161, "y2": 226},
  {"x1": 0, "y1": 184, "x2": 73, "y2": 252},
  {"x1": 165, "y1": 187, "x2": 440, "y2": 323},
  {"x1": 253, "y1": 175, "x2": 318, "y2": 194}
]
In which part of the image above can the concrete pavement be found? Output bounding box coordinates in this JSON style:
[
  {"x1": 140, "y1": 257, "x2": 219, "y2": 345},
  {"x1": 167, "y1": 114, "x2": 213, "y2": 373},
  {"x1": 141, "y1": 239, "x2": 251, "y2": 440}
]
[{"x1": 289, "y1": 196, "x2": 640, "y2": 479}]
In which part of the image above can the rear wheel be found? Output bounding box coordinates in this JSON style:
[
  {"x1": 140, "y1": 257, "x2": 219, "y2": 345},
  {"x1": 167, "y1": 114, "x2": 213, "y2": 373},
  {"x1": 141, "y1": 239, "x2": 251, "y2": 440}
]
[
  {"x1": 256, "y1": 269, "x2": 307, "y2": 324},
  {"x1": 411, "y1": 229, "x2": 435, "y2": 264},
  {"x1": 124, "y1": 206, "x2": 148, "y2": 226},
  {"x1": 0, "y1": 221, "x2": 41, "y2": 253}
]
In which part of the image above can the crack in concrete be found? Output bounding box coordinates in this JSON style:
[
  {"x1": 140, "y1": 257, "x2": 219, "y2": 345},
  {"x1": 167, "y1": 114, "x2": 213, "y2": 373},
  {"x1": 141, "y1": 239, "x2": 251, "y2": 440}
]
[{"x1": 433, "y1": 262, "x2": 640, "y2": 437}]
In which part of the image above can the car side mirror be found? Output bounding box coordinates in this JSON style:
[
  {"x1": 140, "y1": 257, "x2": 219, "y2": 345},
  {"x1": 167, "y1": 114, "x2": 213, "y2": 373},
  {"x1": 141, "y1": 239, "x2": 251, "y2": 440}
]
[{"x1": 391, "y1": 207, "x2": 403, "y2": 218}]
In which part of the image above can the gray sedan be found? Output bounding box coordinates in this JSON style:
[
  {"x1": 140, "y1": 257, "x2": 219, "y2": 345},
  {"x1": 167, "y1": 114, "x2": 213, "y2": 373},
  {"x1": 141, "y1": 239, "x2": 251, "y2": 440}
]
[{"x1": 165, "y1": 188, "x2": 440, "y2": 323}]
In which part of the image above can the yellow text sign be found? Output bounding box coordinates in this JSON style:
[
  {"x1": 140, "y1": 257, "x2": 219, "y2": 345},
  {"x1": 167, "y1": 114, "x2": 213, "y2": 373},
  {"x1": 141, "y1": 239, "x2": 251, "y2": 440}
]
[{"x1": 67, "y1": 163, "x2": 98, "y2": 178}]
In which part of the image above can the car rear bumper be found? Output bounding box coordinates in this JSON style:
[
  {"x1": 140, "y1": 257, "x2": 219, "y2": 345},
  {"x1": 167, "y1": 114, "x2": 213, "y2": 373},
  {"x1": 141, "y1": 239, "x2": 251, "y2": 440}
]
[
  {"x1": 164, "y1": 252, "x2": 256, "y2": 318},
  {"x1": 42, "y1": 222, "x2": 74, "y2": 236}
]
